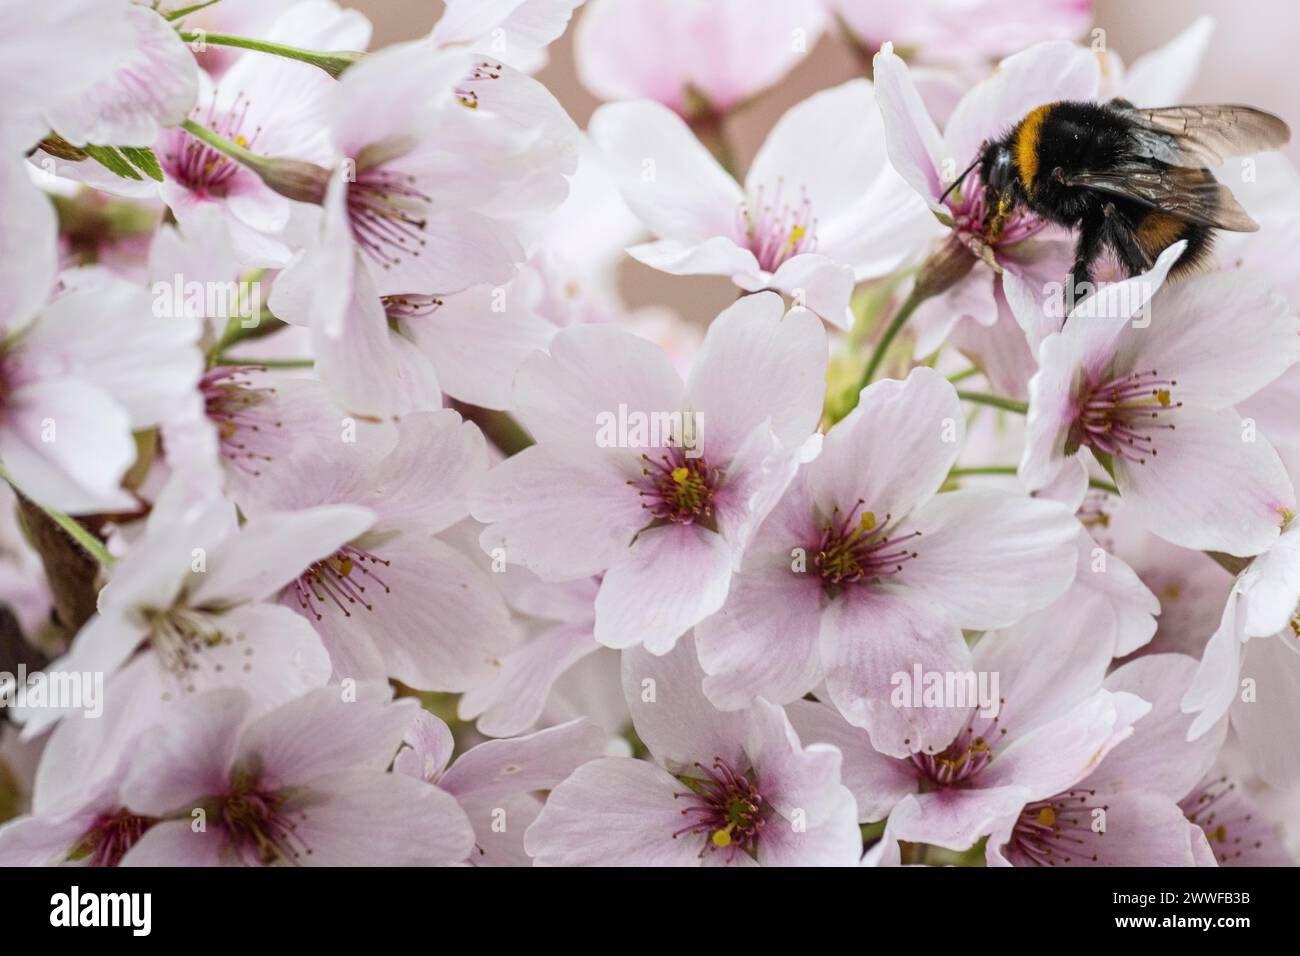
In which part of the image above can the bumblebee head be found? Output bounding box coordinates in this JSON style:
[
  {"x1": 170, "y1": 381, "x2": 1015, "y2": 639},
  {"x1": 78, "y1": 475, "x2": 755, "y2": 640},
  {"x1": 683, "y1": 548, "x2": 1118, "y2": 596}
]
[{"x1": 981, "y1": 143, "x2": 1015, "y2": 196}]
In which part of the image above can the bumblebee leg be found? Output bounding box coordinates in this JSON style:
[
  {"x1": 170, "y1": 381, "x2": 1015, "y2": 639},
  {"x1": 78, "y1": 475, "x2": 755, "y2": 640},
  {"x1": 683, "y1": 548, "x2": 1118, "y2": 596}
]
[
  {"x1": 1066, "y1": 210, "x2": 1105, "y2": 309},
  {"x1": 1101, "y1": 203, "x2": 1154, "y2": 278}
]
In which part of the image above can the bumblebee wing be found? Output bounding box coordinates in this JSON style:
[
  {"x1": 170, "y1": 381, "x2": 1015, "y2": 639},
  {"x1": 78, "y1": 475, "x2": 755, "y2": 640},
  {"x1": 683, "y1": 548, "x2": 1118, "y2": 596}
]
[
  {"x1": 1119, "y1": 104, "x2": 1291, "y2": 166},
  {"x1": 1064, "y1": 165, "x2": 1259, "y2": 231}
]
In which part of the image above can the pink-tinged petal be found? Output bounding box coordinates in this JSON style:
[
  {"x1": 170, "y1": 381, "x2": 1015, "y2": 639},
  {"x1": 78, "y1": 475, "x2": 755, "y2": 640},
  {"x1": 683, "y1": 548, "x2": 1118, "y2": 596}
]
[
  {"x1": 912, "y1": 266, "x2": 999, "y2": 358},
  {"x1": 45, "y1": 4, "x2": 198, "y2": 147},
  {"x1": 0, "y1": 810, "x2": 99, "y2": 867},
  {"x1": 193, "y1": 505, "x2": 376, "y2": 607},
  {"x1": 394, "y1": 710, "x2": 455, "y2": 783},
  {"x1": 1182, "y1": 592, "x2": 1247, "y2": 741},
  {"x1": 588, "y1": 99, "x2": 743, "y2": 240},
  {"x1": 943, "y1": 41, "x2": 1100, "y2": 169},
  {"x1": 814, "y1": 367, "x2": 964, "y2": 523},
  {"x1": 900, "y1": 489, "x2": 1078, "y2": 629},
  {"x1": 785, "y1": 700, "x2": 918, "y2": 822},
  {"x1": 1240, "y1": 522, "x2": 1300, "y2": 637},
  {"x1": 523, "y1": 757, "x2": 706, "y2": 866},
  {"x1": 745, "y1": 698, "x2": 844, "y2": 827},
  {"x1": 457, "y1": 790, "x2": 544, "y2": 867},
  {"x1": 1117, "y1": 16, "x2": 1214, "y2": 106},
  {"x1": 999, "y1": 234, "x2": 1078, "y2": 350},
  {"x1": 282, "y1": 768, "x2": 475, "y2": 866},
  {"x1": 311, "y1": 275, "x2": 442, "y2": 419},
  {"x1": 1069, "y1": 537, "x2": 1161, "y2": 658},
  {"x1": 696, "y1": 559, "x2": 826, "y2": 710},
  {"x1": 458, "y1": 622, "x2": 600, "y2": 738},
  {"x1": 821, "y1": 588, "x2": 973, "y2": 758},
  {"x1": 575, "y1": 0, "x2": 825, "y2": 114},
  {"x1": 0, "y1": 156, "x2": 56, "y2": 331},
  {"x1": 877, "y1": 787, "x2": 1034, "y2": 864},
  {"x1": 620, "y1": 637, "x2": 747, "y2": 774},
  {"x1": 686, "y1": 292, "x2": 827, "y2": 462},
  {"x1": 1232, "y1": 635, "x2": 1300, "y2": 788},
  {"x1": 24, "y1": 279, "x2": 202, "y2": 428},
  {"x1": 1019, "y1": 333, "x2": 1083, "y2": 492},
  {"x1": 765, "y1": 255, "x2": 856, "y2": 328},
  {"x1": 119, "y1": 688, "x2": 252, "y2": 816},
  {"x1": 871, "y1": 44, "x2": 946, "y2": 204},
  {"x1": 1114, "y1": 406, "x2": 1294, "y2": 557},
  {"x1": 595, "y1": 524, "x2": 733, "y2": 653},
  {"x1": 626, "y1": 236, "x2": 761, "y2": 279},
  {"x1": 970, "y1": 601, "x2": 1115, "y2": 739},
  {"x1": 473, "y1": 444, "x2": 647, "y2": 580},
  {"x1": 237, "y1": 684, "x2": 413, "y2": 790},
  {"x1": 351, "y1": 409, "x2": 489, "y2": 533},
  {"x1": 1092, "y1": 654, "x2": 1227, "y2": 799},
  {"x1": 432, "y1": 0, "x2": 583, "y2": 55},
  {"x1": 440, "y1": 718, "x2": 605, "y2": 802},
  {"x1": 712, "y1": 427, "x2": 820, "y2": 561},
  {"x1": 947, "y1": 283, "x2": 1037, "y2": 401},
  {"x1": 328, "y1": 42, "x2": 471, "y2": 159},
  {"x1": 300, "y1": 534, "x2": 513, "y2": 691},
  {"x1": 980, "y1": 690, "x2": 1150, "y2": 800},
  {"x1": 1118, "y1": 271, "x2": 1300, "y2": 410},
  {"x1": 745, "y1": 80, "x2": 898, "y2": 243},
  {"x1": 119, "y1": 819, "x2": 226, "y2": 866},
  {"x1": 756, "y1": 787, "x2": 861, "y2": 867},
  {"x1": 992, "y1": 789, "x2": 1211, "y2": 867},
  {"x1": 402, "y1": 281, "x2": 556, "y2": 412},
  {"x1": 511, "y1": 321, "x2": 686, "y2": 450},
  {"x1": 366, "y1": 203, "x2": 523, "y2": 300},
  {"x1": 265, "y1": 173, "x2": 356, "y2": 339},
  {"x1": 0, "y1": 379, "x2": 138, "y2": 515}
]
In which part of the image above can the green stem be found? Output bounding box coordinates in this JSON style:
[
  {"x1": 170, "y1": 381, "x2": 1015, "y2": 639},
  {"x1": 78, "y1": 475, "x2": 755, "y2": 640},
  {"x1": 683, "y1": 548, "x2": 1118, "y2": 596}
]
[
  {"x1": 215, "y1": 356, "x2": 314, "y2": 369},
  {"x1": 163, "y1": 0, "x2": 222, "y2": 21},
  {"x1": 176, "y1": 31, "x2": 362, "y2": 78},
  {"x1": 956, "y1": 390, "x2": 1028, "y2": 415},
  {"x1": 858, "y1": 286, "x2": 929, "y2": 393},
  {"x1": 947, "y1": 365, "x2": 980, "y2": 384},
  {"x1": 0, "y1": 466, "x2": 114, "y2": 568}
]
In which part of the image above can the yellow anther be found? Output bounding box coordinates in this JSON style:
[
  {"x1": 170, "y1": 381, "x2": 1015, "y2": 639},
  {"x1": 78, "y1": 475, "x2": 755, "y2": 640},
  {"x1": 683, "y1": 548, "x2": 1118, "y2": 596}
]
[
  {"x1": 671, "y1": 466, "x2": 690, "y2": 485},
  {"x1": 712, "y1": 828, "x2": 732, "y2": 848},
  {"x1": 787, "y1": 224, "x2": 806, "y2": 247},
  {"x1": 859, "y1": 511, "x2": 877, "y2": 532},
  {"x1": 1037, "y1": 807, "x2": 1056, "y2": 827},
  {"x1": 1213, "y1": 825, "x2": 1227, "y2": 843},
  {"x1": 1155, "y1": 389, "x2": 1172, "y2": 407},
  {"x1": 234, "y1": 134, "x2": 250, "y2": 148}
]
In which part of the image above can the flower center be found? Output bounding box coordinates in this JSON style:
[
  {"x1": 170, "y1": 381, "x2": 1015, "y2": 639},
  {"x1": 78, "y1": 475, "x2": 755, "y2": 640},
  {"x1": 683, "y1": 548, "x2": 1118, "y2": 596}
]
[
  {"x1": 1073, "y1": 368, "x2": 1181, "y2": 465},
  {"x1": 1180, "y1": 776, "x2": 1263, "y2": 864},
  {"x1": 141, "y1": 605, "x2": 230, "y2": 688},
  {"x1": 946, "y1": 170, "x2": 1045, "y2": 246},
  {"x1": 347, "y1": 166, "x2": 432, "y2": 270},
  {"x1": 911, "y1": 721, "x2": 1005, "y2": 788},
  {"x1": 736, "y1": 179, "x2": 817, "y2": 272},
  {"x1": 221, "y1": 779, "x2": 311, "y2": 866},
  {"x1": 168, "y1": 92, "x2": 260, "y2": 196},
  {"x1": 632, "y1": 449, "x2": 721, "y2": 527},
  {"x1": 1004, "y1": 789, "x2": 1103, "y2": 866},
  {"x1": 811, "y1": 500, "x2": 921, "y2": 592},
  {"x1": 71, "y1": 809, "x2": 155, "y2": 867},
  {"x1": 201, "y1": 366, "x2": 281, "y2": 476},
  {"x1": 291, "y1": 544, "x2": 392, "y2": 620},
  {"x1": 672, "y1": 758, "x2": 766, "y2": 861}
]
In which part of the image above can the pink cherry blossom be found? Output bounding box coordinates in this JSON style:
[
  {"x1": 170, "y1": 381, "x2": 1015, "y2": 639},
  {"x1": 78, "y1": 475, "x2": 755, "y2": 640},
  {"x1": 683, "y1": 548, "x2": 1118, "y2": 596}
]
[
  {"x1": 591, "y1": 80, "x2": 936, "y2": 326},
  {"x1": 473, "y1": 292, "x2": 827, "y2": 653},
  {"x1": 524, "y1": 637, "x2": 861, "y2": 865},
  {"x1": 696, "y1": 367, "x2": 1078, "y2": 754}
]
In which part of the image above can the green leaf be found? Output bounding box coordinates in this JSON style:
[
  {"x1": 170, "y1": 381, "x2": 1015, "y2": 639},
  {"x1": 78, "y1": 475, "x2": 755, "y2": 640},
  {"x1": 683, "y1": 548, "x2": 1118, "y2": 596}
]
[
  {"x1": 82, "y1": 144, "x2": 141, "y2": 180},
  {"x1": 120, "y1": 146, "x2": 164, "y2": 182}
]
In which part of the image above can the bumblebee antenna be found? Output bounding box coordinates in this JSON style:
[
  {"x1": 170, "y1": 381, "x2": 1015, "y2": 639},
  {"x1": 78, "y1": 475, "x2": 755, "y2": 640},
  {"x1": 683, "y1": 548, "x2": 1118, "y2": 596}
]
[{"x1": 938, "y1": 154, "x2": 982, "y2": 205}]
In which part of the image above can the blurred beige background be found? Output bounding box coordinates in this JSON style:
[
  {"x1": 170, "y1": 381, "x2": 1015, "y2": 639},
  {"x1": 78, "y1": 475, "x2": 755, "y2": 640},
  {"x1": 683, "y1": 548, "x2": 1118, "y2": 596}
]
[{"x1": 349, "y1": 0, "x2": 1300, "y2": 320}]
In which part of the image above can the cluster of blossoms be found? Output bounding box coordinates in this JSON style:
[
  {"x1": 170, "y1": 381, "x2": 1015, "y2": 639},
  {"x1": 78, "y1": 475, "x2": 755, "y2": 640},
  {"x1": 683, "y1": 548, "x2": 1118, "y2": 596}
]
[{"x1": 0, "y1": 0, "x2": 1296, "y2": 868}]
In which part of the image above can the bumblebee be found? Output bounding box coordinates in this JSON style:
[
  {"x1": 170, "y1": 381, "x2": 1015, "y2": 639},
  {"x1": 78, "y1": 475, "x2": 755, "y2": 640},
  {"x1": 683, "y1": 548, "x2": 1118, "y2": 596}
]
[{"x1": 951, "y1": 99, "x2": 1290, "y2": 291}]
